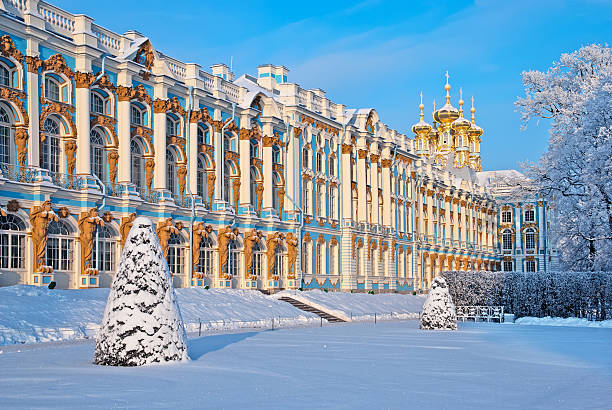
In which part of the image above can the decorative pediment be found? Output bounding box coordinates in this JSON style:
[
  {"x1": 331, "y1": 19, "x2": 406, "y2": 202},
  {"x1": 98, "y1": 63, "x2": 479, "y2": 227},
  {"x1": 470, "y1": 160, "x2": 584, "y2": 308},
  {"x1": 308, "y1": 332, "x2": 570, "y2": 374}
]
[
  {"x1": 0, "y1": 35, "x2": 23, "y2": 62},
  {"x1": 117, "y1": 84, "x2": 152, "y2": 104},
  {"x1": 74, "y1": 72, "x2": 95, "y2": 88},
  {"x1": 39, "y1": 101, "x2": 76, "y2": 140},
  {"x1": 42, "y1": 54, "x2": 73, "y2": 78},
  {"x1": 0, "y1": 86, "x2": 28, "y2": 126},
  {"x1": 92, "y1": 73, "x2": 116, "y2": 91},
  {"x1": 90, "y1": 115, "x2": 117, "y2": 147},
  {"x1": 153, "y1": 97, "x2": 186, "y2": 116},
  {"x1": 134, "y1": 40, "x2": 154, "y2": 71},
  {"x1": 189, "y1": 107, "x2": 212, "y2": 124}
]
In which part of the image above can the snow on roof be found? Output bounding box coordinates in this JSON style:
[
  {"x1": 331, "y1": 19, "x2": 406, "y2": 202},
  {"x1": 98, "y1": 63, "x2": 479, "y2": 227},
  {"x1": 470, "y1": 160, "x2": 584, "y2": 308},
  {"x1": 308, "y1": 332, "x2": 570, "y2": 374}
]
[
  {"x1": 233, "y1": 75, "x2": 278, "y2": 108},
  {"x1": 476, "y1": 169, "x2": 525, "y2": 186}
]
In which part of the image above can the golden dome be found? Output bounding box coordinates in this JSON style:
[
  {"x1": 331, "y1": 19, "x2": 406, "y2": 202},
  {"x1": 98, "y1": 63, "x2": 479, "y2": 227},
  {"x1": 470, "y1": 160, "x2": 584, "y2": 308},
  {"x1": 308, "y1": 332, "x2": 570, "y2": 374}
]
[
  {"x1": 433, "y1": 71, "x2": 459, "y2": 124},
  {"x1": 451, "y1": 88, "x2": 471, "y2": 132},
  {"x1": 411, "y1": 92, "x2": 432, "y2": 136},
  {"x1": 468, "y1": 97, "x2": 484, "y2": 138}
]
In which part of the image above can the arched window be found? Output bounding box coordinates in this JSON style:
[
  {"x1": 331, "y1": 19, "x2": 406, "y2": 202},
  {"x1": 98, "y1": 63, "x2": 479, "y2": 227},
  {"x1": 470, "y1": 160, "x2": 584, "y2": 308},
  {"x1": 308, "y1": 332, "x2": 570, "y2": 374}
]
[
  {"x1": 198, "y1": 236, "x2": 214, "y2": 276},
  {"x1": 224, "y1": 132, "x2": 236, "y2": 152},
  {"x1": 351, "y1": 158, "x2": 356, "y2": 182},
  {"x1": 223, "y1": 161, "x2": 232, "y2": 204},
  {"x1": 315, "y1": 183, "x2": 323, "y2": 217},
  {"x1": 378, "y1": 168, "x2": 382, "y2": 188},
  {"x1": 272, "y1": 146, "x2": 281, "y2": 165},
  {"x1": 303, "y1": 180, "x2": 311, "y2": 215},
  {"x1": 93, "y1": 224, "x2": 117, "y2": 272},
  {"x1": 197, "y1": 125, "x2": 209, "y2": 145},
  {"x1": 0, "y1": 214, "x2": 26, "y2": 269},
  {"x1": 525, "y1": 228, "x2": 535, "y2": 250},
  {"x1": 90, "y1": 128, "x2": 105, "y2": 182},
  {"x1": 273, "y1": 172, "x2": 281, "y2": 213},
  {"x1": 47, "y1": 220, "x2": 74, "y2": 272},
  {"x1": 316, "y1": 242, "x2": 324, "y2": 275},
  {"x1": 40, "y1": 118, "x2": 60, "y2": 173},
  {"x1": 352, "y1": 189, "x2": 358, "y2": 221},
  {"x1": 274, "y1": 244, "x2": 284, "y2": 277},
  {"x1": 130, "y1": 104, "x2": 146, "y2": 126},
  {"x1": 502, "y1": 229, "x2": 513, "y2": 251},
  {"x1": 330, "y1": 187, "x2": 337, "y2": 220},
  {"x1": 0, "y1": 106, "x2": 11, "y2": 164},
  {"x1": 228, "y1": 238, "x2": 240, "y2": 278},
  {"x1": 90, "y1": 92, "x2": 105, "y2": 115},
  {"x1": 252, "y1": 242, "x2": 263, "y2": 277},
  {"x1": 197, "y1": 156, "x2": 205, "y2": 200},
  {"x1": 250, "y1": 139, "x2": 259, "y2": 158},
  {"x1": 44, "y1": 77, "x2": 60, "y2": 101},
  {"x1": 329, "y1": 243, "x2": 337, "y2": 276},
  {"x1": 166, "y1": 115, "x2": 179, "y2": 137},
  {"x1": 167, "y1": 233, "x2": 185, "y2": 276},
  {"x1": 302, "y1": 148, "x2": 310, "y2": 169},
  {"x1": 0, "y1": 64, "x2": 10, "y2": 87},
  {"x1": 355, "y1": 246, "x2": 361, "y2": 276},
  {"x1": 316, "y1": 152, "x2": 323, "y2": 173},
  {"x1": 329, "y1": 156, "x2": 335, "y2": 177},
  {"x1": 130, "y1": 139, "x2": 145, "y2": 191},
  {"x1": 166, "y1": 149, "x2": 178, "y2": 198},
  {"x1": 302, "y1": 242, "x2": 310, "y2": 275},
  {"x1": 250, "y1": 166, "x2": 259, "y2": 210}
]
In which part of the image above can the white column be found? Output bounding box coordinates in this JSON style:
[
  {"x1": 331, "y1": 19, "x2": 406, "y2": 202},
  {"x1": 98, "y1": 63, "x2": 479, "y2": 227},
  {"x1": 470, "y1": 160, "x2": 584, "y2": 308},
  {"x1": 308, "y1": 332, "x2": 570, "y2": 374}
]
[
  {"x1": 117, "y1": 99, "x2": 131, "y2": 184},
  {"x1": 188, "y1": 121, "x2": 198, "y2": 197},
  {"x1": 382, "y1": 159, "x2": 391, "y2": 226},
  {"x1": 153, "y1": 111, "x2": 166, "y2": 190},
  {"x1": 357, "y1": 149, "x2": 367, "y2": 223},
  {"x1": 370, "y1": 156, "x2": 379, "y2": 226},
  {"x1": 26, "y1": 67, "x2": 39, "y2": 167},
  {"x1": 341, "y1": 145, "x2": 352, "y2": 223},
  {"x1": 285, "y1": 127, "x2": 296, "y2": 213},
  {"x1": 239, "y1": 135, "x2": 251, "y2": 211},
  {"x1": 262, "y1": 140, "x2": 274, "y2": 216},
  {"x1": 75, "y1": 85, "x2": 90, "y2": 175}
]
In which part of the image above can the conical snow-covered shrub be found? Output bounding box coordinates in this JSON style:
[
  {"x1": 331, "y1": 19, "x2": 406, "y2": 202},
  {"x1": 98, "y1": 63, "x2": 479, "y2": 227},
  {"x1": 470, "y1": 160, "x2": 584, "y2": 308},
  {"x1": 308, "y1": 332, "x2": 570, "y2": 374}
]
[
  {"x1": 94, "y1": 217, "x2": 189, "y2": 366},
  {"x1": 420, "y1": 276, "x2": 458, "y2": 330}
]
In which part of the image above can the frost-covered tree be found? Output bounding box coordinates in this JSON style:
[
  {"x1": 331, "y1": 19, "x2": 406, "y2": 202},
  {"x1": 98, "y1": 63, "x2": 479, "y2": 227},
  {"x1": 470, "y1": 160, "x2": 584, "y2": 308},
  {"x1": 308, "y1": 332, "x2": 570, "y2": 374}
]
[
  {"x1": 94, "y1": 217, "x2": 189, "y2": 366},
  {"x1": 516, "y1": 44, "x2": 612, "y2": 271},
  {"x1": 420, "y1": 276, "x2": 457, "y2": 330}
]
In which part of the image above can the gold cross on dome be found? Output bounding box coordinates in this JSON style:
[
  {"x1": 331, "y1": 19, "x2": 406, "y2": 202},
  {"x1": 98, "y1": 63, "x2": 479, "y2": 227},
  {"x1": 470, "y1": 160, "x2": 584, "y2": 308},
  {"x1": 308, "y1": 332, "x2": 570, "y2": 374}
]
[{"x1": 445, "y1": 71, "x2": 450, "y2": 85}]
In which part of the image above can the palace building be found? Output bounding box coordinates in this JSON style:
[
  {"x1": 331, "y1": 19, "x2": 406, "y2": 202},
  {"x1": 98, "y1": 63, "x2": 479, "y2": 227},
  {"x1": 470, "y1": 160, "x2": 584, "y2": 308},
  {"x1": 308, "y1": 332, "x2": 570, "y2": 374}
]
[{"x1": 0, "y1": 0, "x2": 541, "y2": 292}]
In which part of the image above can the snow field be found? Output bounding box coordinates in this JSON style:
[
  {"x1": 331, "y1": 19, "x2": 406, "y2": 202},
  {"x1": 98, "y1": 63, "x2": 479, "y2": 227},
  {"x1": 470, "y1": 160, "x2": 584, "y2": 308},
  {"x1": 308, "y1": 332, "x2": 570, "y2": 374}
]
[
  {"x1": 273, "y1": 289, "x2": 426, "y2": 321},
  {"x1": 0, "y1": 286, "x2": 320, "y2": 346}
]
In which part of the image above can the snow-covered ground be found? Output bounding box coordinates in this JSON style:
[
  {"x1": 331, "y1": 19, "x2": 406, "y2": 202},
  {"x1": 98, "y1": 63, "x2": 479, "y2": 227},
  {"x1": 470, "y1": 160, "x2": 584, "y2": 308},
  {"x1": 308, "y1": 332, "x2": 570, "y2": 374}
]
[
  {"x1": 273, "y1": 289, "x2": 425, "y2": 321},
  {"x1": 515, "y1": 316, "x2": 612, "y2": 328},
  {"x1": 0, "y1": 321, "x2": 610, "y2": 409},
  {"x1": 0, "y1": 286, "x2": 320, "y2": 345}
]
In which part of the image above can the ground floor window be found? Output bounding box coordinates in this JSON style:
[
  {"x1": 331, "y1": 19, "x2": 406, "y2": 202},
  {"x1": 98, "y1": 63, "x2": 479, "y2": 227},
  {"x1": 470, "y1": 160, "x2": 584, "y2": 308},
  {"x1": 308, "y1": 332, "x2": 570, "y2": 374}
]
[
  {"x1": 252, "y1": 243, "x2": 263, "y2": 277},
  {"x1": 526, "y1": 260, "x2": 536, "y2": 272},
  {"x1": 228, "y1": 248, "x2": 239, "y2": 277},
  {"x1": 93, "y1": 225, "x2": 117, "y2": 272},
  {"x1": 47, "y1": 220, "x2": 74, "y2": 272},
  {"x1": 0, "y1": 214, "x2": 26, "y2": 269},
  {"x1": 198, "y1": 237, "x2": 214, "y2": 275},
  {"x1": 503, "y1": 260, "x2": 513, "y2": 272},
  {"x1": 167, "y1": 234, "x2": 185, "y2": 275}
]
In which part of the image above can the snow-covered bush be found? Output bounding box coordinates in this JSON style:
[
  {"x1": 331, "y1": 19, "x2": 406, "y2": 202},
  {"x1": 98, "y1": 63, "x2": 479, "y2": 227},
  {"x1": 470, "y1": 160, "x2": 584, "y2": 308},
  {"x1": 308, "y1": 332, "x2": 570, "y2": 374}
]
[
  {"x1": 420, "y1": 276, "x2": 457, "y2": 330},
  {"x1": 441, "y1": 271, "x2": 612, "y2": 320},
  {"x1": 94, "y1": 217, "x2": 189, "y2": 366}
]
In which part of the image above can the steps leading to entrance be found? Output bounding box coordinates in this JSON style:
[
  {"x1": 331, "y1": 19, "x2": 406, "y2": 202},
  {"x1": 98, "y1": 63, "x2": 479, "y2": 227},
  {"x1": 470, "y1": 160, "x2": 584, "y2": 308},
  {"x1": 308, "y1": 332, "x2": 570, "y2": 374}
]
[{"x1": 278, "y1": 296, "x2": 346, "y2": 323}]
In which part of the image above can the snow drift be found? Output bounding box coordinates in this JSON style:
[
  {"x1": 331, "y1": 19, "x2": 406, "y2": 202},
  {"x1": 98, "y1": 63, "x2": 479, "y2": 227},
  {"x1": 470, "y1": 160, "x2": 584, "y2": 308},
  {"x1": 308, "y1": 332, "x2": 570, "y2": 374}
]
[{"x1": 94, "y1": 217, "x2": 188, "y2": 366}]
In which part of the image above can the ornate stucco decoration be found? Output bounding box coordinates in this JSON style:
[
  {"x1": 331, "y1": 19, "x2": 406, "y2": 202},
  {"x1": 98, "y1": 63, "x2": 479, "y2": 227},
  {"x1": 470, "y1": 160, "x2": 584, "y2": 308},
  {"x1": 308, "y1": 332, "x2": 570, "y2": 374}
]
[
  {"x1": 266, "y1": 232, "x2": 284, "y2": 280},
  {"x1": 341, "y1": 144, "x2": 352, "y2": 154},
  {"x1": 153, "y1": 97, "x2": 186, "y2": 117},
  {"x1": 262, "y1": 133, "x2": 284, "y2": 148},
  {"x1": 42, "y1": 54, "x2": 73, "y2": 78},
  {"x1": 107, "y1": 151, "x2": 119, "y2": 192},
  {"x1": 218, "y1": 226, "x2": 239, "y2": 279},
  {"x1": 278, "y1": 187, "x2": 285, "y2": 219},
  {"x1": 90, "y1": 115, "x2": 118, "y2": 148},
  {"x1": 25, "y1": 55, "x2": 42, "y2": 73},
  {"x1": 131, "y1": 125, "x2": 153, "y2": 142},
  {"x1": 92, "y1": 73, "x2": 115, "y2": 91},
  {"x1": 156, "y1": 218, "x2": 181, "y2": 259},
  {"x1": 119, "y1": 212, "x2": 137, "y2": 247},
  {"x1": 14, "y1": 128, "x2": 28, "y2": 171},
  {"x1": 365, "y1": 112, "x2": 375, "y2": 134},
  {"x1": 29, "y1": 201, "x2": 59, "y2": 273},
  {"x1": 134, "y1": 40, "x2": 155, "y2": 71},
  {"x1": 0, "y1": 35, "x2": 23, "y2": 62},
  {"x1": 178, "y1": 165, "x2": 187, "y2": 200},
  {"x1": 64, "y1": 140, "x2": 77, "y2": 183},
  {"x1": 144, "y1": 158, "x2": 155, "y2": 193},
  {"x1": 189, "y1": 107, "x2": 212, "y2": 124},
  {"x1": 299, "y1": 114, "x2": 340, "y2": 136},
  {"x1": 192, "y1": 222, "x2": 213, "y2": 277},
  {"x1": 256, "y1": 182, "x2": 264, "y2": 214},
  {"x1": 294, "y1": 128, "x2": 302, "y2": 139},
  {"x1": 74, "y1": 72, "x2": 95, "y2": 88},
  {"x1": 239, "y1": 125, "x2": 261, "y2": 141},
  {"x1": 78, "y1": 208, "x2": 104, "y2": 276},
  {"x1": 0, "y1": 87, "x2": 28, "y2": 126},
  {"x1": 303, "y1": 232, "x2": 312, "y2": 243},
  {"x1": 351, "y1": 233, "x2": 356, "y2": 259},
  {"x1": 285, "y1": 232, "x2": 298, "y2": 279},
  {"x1": 116, "y1": 84, "x2": 152, "y2": 104},
  {"x1": 232, "y1": 178, "x2": 241, "y2": 207},
  {"x1": 243, "y1": 229, "x2": 263, "y2": 280},
  {"x1": 39, "y1": 101, "x2": 76, "y2": 141}
]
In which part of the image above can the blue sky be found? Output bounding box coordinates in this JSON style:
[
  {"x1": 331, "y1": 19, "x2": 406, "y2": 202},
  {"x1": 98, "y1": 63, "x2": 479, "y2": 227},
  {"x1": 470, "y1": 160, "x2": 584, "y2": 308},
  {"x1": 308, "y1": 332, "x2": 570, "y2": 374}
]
[{"x1": 58, "y1": 0, "x2": 612, "y2": 171}]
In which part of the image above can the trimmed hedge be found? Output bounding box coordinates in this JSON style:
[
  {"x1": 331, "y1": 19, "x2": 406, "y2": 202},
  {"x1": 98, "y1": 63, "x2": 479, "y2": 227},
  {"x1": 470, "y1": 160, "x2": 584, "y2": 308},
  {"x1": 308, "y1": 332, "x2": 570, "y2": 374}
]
[{"x1": 440, "y1": 271, "x2": 612, "y2": 320}]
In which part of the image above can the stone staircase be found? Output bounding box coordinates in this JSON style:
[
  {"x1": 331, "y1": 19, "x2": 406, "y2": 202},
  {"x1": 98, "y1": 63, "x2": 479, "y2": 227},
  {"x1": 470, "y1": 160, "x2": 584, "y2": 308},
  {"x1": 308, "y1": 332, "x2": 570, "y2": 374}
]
[{"x1": 278, "y1": 296, "x2": 346, "y2": 323}]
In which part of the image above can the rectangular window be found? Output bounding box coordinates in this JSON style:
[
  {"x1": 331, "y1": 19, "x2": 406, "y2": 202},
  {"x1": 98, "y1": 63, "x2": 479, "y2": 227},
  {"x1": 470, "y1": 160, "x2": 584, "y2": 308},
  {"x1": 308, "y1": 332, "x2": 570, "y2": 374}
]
[
  {"x1": 502, "y1": 211, "x2": 512, "y2": 223},
  {"x1": 524, "y1": 209, "x2": 535, "y2": 222},
  {"x1": 503, "y1": 260, "x2": 513, "y2": 272},
  {"x1": 526, "y1": 260, "x2": 536, "y2": 272},
  {"x1": 229, "y1": 250, "x2": 239, "y2": 277},
  {"x1": 167, "y1": 246, "x2": 184, "y2": 275}
]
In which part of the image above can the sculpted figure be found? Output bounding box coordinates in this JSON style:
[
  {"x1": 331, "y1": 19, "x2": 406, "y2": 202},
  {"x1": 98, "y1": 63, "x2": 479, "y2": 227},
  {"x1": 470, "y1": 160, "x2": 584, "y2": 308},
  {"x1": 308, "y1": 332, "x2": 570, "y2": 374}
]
[
  {"x1": 192, "y1": 222, "x2": 213, "y2": 273},
  {"x1": 178, "y1": 166, "x2": 187, "y2": 200},
  {"x1": 107, "y1": 151, "x2": 119, "y2": 191},
  {"x1": 156, "y1": 218, "x2": 179, "y2": 258},
  {"x1": 232, "y1": 178, "x2": 240, "y2": 208},
  {"x1": 14, "y1": 128, "x2": 27, "y2": 170},
  {"x1": 29, "y1": 201, "x2": 58, "y2": 272},
  {"x1": 266, "y1": 232, "x2": 284, "y2": 280},
  {"x1": 285, "y1": 232, "x2": 298, "y2": 279},
  {"x1": 119, "y1": 212, "x2": 137, "y2": 247},
  {"x1": 64, "y1": 140, "x2": 77, "y2": 187},
  {"x1": 278, "y1": 187, "x2": 285, "y2": 220},
  {"x1": 243, "y1": 229, "x2": 263, "y2": 279},
  {"x1": 145, "y1": 158, "x2": 155, "y2": 193},
  {"x1": 78, "y1": 208, "x2": 104, "y2": 274},
  {"x1": 206, "y1": 172, "x2": 215, "y2": 208},
  {"x1": 256, "y1": 183, "x2": 264, "y2": 214},
  {"x1": 218, "y1": 225, "x2": 238, "y2": 278}
]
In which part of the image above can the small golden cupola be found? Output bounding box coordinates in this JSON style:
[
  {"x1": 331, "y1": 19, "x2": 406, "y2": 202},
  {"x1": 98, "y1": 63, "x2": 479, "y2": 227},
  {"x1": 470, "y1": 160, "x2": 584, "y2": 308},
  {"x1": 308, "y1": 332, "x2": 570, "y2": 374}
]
[
  {"x1": 411, "y1": 92, "x2": 432, "y2": 158},
  {"x1": 433, "y1": 71, "x2": 459, "y2": 124},
  {"x1": 468, "y1": 96, "x2": 483, "y2": 139},
  {"x1": 451, "y1": 88, "x2": 471, "y2": 132}
]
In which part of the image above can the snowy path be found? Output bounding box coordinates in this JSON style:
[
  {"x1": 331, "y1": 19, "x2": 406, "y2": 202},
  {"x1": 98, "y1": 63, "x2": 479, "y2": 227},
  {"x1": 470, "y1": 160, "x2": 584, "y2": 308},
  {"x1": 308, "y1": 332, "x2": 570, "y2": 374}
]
[{"x1": 0, "y1": 321, "x2": 610, "y2": 409}]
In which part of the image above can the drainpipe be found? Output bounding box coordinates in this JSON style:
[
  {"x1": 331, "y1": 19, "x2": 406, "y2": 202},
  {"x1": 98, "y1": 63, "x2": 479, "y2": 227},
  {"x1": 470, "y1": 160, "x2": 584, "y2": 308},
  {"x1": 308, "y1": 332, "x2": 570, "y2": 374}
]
[
  {"x1": 185, "y1": 86, "x2": 196, "y2": 286},
  {"x1": 338, "y1": 122, "x2": 346, "y2": 288},
  {"x1": 94, "y1": 53, "x2": 110, "y2": 84},
  {"x1": 220, "y1": 102, "x2": 236, "y2": 209},
  {"x1": 91, "y1": 173, "x2": 106, "y2": 275}
]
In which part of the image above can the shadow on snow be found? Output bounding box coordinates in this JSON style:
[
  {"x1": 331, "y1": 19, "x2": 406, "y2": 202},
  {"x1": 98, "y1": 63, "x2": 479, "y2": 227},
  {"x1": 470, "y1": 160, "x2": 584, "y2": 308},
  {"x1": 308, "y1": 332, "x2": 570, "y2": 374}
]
[{"x1": 188, "y1": 331, "x2": 260, "y2": 359}]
